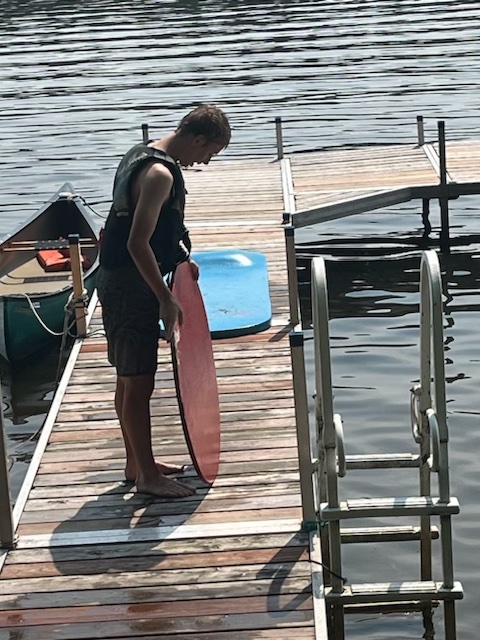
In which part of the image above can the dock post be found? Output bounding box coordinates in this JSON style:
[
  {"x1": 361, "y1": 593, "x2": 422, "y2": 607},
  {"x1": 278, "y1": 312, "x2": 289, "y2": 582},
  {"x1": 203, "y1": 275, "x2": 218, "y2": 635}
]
[
  {"x1": 417, "y1": 115, "x2": 425, "y2": 146},
  {"x1": 0, "y1": 382, "x2": 15, "y2": 550},
  {"x1": 275, "y1": 117, "x2": 284, "y2": 160},
  {"x1": 438, "y1": 121, "x2": 450, "y2": 252},
  {"x1": 142, "y1": 123, "x2": 149, "y2": 144},
  {"x1": 289, "y1": 331, "x2": 316, "y2": 527},
  {"x1": 284, "y1": 226, "x2": 300, "y2": 327},
  {"x1": 417, "y1": 116, "x2": 432, "y2": 236},
  {"x1": 68, "y1": 234, "x2": 87, "y2": 338}
]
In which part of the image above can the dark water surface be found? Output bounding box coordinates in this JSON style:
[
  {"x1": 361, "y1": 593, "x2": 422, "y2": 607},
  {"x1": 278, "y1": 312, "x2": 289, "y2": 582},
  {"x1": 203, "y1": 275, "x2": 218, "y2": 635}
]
[{"x1": 1, "y1": 1, "x2": 479, "y2": 638}]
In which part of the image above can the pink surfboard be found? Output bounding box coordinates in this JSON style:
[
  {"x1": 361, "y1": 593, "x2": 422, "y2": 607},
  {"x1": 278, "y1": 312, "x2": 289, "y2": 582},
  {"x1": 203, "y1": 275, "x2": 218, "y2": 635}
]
[{"x1": 171, "y1": 261, "x2": 221, "y2": 484}]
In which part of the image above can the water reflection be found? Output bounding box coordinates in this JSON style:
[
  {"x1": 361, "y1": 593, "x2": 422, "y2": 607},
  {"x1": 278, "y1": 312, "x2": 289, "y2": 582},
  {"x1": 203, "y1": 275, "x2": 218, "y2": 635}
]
[
  {"x1": 1, "y1": 347, "x2": 59, "y2": 499},
  {"x1": 298, "y1": 249, "x2": 480, "y2": 325}
]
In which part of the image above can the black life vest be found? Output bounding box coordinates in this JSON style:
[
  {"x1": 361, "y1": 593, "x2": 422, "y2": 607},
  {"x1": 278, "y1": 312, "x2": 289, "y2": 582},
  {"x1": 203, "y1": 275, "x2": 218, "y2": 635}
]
[{"x1": 99, "y1": 144, "x2": 191, "y2": 274}]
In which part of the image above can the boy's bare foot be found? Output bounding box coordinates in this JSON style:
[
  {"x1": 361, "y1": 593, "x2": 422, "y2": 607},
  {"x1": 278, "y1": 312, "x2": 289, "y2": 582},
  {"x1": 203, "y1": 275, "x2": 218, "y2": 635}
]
[
  {"x1": 136, "y1": 473, "x2": 196, "y2": 498},
  {"x1": 125, "y1": 460, "x2": 186, "y2": 482}
]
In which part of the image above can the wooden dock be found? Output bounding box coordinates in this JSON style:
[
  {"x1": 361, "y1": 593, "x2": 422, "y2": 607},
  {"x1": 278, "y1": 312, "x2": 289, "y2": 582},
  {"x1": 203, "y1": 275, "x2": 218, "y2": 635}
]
[
  {"x1": 0, "y1": 158, "x2": 326, "y2": 640},
  {"x1": 286, "y1": 138, "x2": 480, "y2": 227},
  {"x1": 2, "y1": 134, "x2": 480, "y2": 640}
]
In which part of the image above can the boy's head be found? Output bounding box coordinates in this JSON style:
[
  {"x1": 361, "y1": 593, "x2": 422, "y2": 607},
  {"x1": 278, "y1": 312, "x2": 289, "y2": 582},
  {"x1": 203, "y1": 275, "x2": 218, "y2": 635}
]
[{"x1": 177, "y1": 104, "x2": 231, "y2": 149}]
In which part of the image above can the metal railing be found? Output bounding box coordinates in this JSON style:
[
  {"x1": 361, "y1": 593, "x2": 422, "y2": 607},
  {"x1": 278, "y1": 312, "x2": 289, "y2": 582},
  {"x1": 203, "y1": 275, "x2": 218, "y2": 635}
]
[{"x1": 413, "y1": 249, "x2": 458, "y2": 638}]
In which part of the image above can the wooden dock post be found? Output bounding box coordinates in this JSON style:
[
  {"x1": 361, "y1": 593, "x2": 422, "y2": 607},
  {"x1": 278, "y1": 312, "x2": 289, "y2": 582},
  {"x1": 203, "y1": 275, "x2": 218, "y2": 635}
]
[
  {"x1": 438, "y1": 121, "x2": 450, "y2": 252},
  {"x1": 0, "y1": 382, "x2": 15, "y2": 550},
  {"x1": 142, "y1": 123, "x2": 149, "y2": 144},
  {"x1": 68, "y1": 234, "x2": 87, "y2": 338}
]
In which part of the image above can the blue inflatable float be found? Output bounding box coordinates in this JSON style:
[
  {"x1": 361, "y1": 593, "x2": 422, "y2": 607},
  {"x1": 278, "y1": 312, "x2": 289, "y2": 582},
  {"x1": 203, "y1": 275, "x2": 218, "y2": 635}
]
[{"x1": 191, "y1": 249, "x2": 272, "y2": 338}]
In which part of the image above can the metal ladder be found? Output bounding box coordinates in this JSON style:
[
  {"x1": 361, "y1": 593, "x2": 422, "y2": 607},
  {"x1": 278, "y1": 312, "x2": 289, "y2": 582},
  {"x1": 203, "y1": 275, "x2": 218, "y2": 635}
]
[{"x1": 310, "y1": 250, "x2": 463, "y2": 639}]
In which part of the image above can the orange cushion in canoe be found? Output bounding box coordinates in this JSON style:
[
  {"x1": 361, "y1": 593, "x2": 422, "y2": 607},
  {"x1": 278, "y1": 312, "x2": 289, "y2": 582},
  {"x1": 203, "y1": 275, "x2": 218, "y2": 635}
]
[{"x1": 36, "y1": 249, "x2": 91, "y2": 272}]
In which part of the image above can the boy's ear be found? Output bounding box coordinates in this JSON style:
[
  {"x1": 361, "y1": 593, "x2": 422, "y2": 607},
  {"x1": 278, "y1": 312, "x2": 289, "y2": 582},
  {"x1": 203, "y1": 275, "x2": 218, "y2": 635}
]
[{"x1": 193, "y1": 134, "x2": 208, "y2": 147}]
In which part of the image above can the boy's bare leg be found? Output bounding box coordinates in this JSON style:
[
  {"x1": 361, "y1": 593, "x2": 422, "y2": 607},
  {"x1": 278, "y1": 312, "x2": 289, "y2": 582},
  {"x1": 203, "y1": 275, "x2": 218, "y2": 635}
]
[
  {"x1": 116, "y1": 374, "x2": 195, "y2": 498},
  {"x1": 115, "y1": 377, "x2": 186, "y2": 481}
]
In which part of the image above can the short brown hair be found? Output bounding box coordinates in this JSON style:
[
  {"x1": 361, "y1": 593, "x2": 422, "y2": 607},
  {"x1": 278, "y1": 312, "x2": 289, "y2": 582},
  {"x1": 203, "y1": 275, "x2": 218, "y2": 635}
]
[{"x1": 177, "y1": 104, "x2": 231, "y2": 148}]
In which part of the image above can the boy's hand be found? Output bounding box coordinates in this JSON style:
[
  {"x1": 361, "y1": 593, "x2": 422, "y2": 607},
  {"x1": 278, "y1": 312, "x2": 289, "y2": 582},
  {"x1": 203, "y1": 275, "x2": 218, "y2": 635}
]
[
  {"x1": 188, "y1": 258, "x2": 200, "y2": 281},
  {"x1": 160, "y1": 293, "x2": 183, "y2": 343}
]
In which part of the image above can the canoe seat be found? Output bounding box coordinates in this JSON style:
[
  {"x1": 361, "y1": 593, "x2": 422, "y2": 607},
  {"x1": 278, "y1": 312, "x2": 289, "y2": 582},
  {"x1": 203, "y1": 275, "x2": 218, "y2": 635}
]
[{"x1": 23, "y1": 274, "x2": 73, "y2": 284}]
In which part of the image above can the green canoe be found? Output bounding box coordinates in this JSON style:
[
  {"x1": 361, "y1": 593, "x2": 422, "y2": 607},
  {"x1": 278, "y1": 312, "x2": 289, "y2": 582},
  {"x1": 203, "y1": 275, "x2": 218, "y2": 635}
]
[{"x1": 0, "y1": 184, "x2": 100, "y2": 364}]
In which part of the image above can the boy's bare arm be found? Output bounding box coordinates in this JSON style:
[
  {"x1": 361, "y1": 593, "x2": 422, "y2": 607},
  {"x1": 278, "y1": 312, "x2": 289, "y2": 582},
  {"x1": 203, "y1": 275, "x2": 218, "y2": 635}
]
[{"x1": 127, "y1": 163, "x2": 182, "y2": 341}]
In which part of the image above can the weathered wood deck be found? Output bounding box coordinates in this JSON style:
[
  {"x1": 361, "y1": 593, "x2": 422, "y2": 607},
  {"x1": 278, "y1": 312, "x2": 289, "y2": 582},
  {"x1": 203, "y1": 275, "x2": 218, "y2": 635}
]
[
  {"x1": 287, "y1": 139, "x2": 480, "y2": 226},
  {"x1": 1, "y1": 136, "x2": 480, "y2": 640},
  {"x1": 0, "y1": 158, "x2": 325, "y2": 640}
]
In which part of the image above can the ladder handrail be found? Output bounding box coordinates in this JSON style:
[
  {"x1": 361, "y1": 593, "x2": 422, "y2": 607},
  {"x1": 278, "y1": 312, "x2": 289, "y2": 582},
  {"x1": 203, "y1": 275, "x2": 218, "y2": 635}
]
[
  {"x1": 420, "y1": 250, "x2": 451, "y2": 503},
  {"x1": 312, "y1": 259, "x2": 335, "y2": 440},
  {"x1": 309, "y1": 250, "x2": 459, "y2": 639},
  {"x1": 311, "y1": 256, "x2": 344, "y2": 596},
  {"x1": 312, "y1": 257, "x2": 338, "y2": 496},
  {"x1": 420, "y1": 251, "x2": 456, "y2": 602}
]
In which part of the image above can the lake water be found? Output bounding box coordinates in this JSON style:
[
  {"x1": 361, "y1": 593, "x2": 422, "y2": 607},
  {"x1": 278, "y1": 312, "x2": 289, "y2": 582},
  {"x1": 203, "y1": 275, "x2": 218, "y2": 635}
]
[{"x1": 1, "y1": 1, "x2": 479, "y2": 638}]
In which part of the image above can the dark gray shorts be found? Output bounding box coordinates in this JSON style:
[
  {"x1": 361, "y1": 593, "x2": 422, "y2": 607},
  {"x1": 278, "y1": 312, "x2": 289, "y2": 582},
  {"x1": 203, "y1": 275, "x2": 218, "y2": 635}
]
[{"x1": 96, "y1": 266, "x2": 161, "y2": 376}]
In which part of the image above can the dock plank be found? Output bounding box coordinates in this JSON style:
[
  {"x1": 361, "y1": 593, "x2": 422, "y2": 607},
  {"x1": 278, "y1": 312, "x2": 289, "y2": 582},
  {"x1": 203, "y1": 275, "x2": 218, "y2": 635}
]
[{"x1": 0, "y1": 610, "x2": 314, "y2": 640}]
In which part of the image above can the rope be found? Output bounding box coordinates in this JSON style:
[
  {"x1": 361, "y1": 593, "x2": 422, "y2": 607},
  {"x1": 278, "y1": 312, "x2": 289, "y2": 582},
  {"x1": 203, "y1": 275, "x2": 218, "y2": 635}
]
[
  {"x1": 303, "y1": 519, "x2": 348, "y2": 585},
  {"x1": 16, "y1": 293, "x2": 65, "y2": 336},
  {"x1": 54, "y1": 288, "x2": 90, "y2": 384},
  {"x1": 54, "y1": 309, "x2": 75, "y2": 386},
  {"x1": 77, "y1": 195, "x2": 108, "y2": 220},
  {"x1": 7, "y1": 286, "x2": 101, "y2": 466},
  {"x1": 13, "y1": 289, "x2": 89, "y2": 387},
  {"x1": 311, "y1": 558, "x2": 348, "y2": 585},
  {"x1": 65, "y1": 289, "x2": 89, "y2": 337},
  {"x1": 313, "y1": 518, "x2": 348, "y2": 586},
  {"x1": 16, "y1": 289, "x2": 89, "y2": 337}
]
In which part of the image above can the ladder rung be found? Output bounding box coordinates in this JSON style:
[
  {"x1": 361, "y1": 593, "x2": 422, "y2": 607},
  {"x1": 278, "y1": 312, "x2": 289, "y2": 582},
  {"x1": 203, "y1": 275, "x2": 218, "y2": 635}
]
[
  {"x1": 321, "y1": 496, "x2": 460, "y2": 520},
  {"x1": 326, "y1": 580, "x2": 463, "y2": 605},
  {"x1": 345, "y1": 600, "x2": 440, "y2": 615},
  {"x1": 341, "y1": 524, "x2": 439, "y2": 544},
  {"x1": 346, "y1": 453, "x2": 421, "y2": 469}
]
